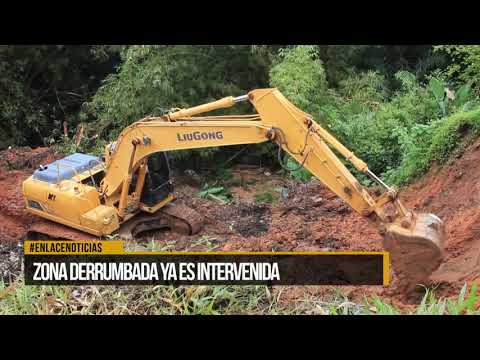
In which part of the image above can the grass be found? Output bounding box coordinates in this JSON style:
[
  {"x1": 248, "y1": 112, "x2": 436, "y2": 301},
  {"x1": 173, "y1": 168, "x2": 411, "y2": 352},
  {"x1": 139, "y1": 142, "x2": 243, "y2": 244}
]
[
  {"x1": 191, "y1": 235, "x2": 221, "y2": 251},
  {"x1": 0, "y1": 280, "x2": 288, "y2": 315},
  {"x1": 254, "y1": 190, "x2": 279, "y2": 205},
  {"x1": 1, "y1": 279, "x2": 478, "y2": 315},
  {"x1": 365, "y1": 283, "x2": 480, "y2": 315}
]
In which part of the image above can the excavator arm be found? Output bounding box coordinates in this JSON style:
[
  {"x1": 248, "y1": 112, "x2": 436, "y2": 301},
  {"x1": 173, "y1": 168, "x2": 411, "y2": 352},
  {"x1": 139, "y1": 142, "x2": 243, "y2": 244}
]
[
  {"x1": 102, "y1": 89, "x2": 405, "y2": 222},
  {"x1": 102, "y1": 90, "x2": 374, "y2": 211},
  {"x1": 99, "y1": 88, "x2": 445, "y2": 287}
]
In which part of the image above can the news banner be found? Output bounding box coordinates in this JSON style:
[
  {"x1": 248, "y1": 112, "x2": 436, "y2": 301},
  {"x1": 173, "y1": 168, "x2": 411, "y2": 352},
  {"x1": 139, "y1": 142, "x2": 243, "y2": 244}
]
[{"x1": 23, "y1": 241, "x2": 389, "y2": 286}]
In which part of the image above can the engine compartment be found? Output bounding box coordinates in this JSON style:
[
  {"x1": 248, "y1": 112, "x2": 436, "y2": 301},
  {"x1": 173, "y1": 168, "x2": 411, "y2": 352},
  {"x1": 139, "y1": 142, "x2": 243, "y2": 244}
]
[{"x1": 32, "y1": 153, "x2": 100, "y2": 184}]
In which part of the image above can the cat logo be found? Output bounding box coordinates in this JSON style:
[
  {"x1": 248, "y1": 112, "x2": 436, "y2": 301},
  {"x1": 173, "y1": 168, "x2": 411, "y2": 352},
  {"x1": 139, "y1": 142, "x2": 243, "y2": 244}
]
[{"x1": 48, "y1": 194, "x2": 56, "y2": 201}]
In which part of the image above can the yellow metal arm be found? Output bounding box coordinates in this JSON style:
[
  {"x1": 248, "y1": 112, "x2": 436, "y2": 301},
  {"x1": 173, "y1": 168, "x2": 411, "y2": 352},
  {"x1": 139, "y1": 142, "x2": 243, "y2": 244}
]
[{"x1": 101, "y1": 88, "x2": 402, "y2": 221}]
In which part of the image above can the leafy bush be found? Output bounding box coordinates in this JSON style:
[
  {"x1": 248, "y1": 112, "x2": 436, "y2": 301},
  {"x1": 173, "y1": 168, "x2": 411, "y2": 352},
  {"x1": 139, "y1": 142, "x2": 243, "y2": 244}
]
[
  {"x1": 320, "y1": 70, "x2": 439, "y2": 175},
  {"x1": 198, "y1": 185, "x2": 231, "y2": 204},
  {"x1": 269, "y1": 46, "x2": 480, "y2": 186},
  {"x1": 385, "y1": 107, "x2": 480, "y2": 184},
  {"x1": 338, "y1": 70, "x2": 388, "y2": 105},
  {"x1": 284, "y1": 156, "x2": 313, "y2": 182},
  {"x1": 269, "y1": 45, "x2": 328, "y2": 116},
  {"x1": 435, "y1": 45, "x2": 480, "y2": 91}
]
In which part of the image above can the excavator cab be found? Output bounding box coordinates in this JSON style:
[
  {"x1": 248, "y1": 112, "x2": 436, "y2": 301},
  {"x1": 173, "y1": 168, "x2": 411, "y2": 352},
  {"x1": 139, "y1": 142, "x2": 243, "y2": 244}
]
[
  {"x1": 117, "y1": 151, "x2": 203, "y2": 240},
  {"x1": 140, "y1": 152, "x2": 173, "y2": 207}
]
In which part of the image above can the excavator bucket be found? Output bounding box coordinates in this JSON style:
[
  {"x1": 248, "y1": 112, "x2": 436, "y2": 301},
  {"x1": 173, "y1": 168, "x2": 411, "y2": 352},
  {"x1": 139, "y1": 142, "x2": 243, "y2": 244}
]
[{"x1": 383, "y1": 213, "x2": 446, "y2": 289}]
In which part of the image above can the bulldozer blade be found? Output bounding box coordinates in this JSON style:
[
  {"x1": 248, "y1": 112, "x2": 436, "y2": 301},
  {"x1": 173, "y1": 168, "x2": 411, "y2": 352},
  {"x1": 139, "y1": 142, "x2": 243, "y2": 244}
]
[{"x1": 383, "y1": 213, "x2": 446, "y2": 290}]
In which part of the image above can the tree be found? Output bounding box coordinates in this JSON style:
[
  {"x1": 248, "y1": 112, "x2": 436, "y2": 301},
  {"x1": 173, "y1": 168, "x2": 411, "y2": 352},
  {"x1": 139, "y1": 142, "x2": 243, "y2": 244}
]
[
  {"x1": 84, "y1": 45, "x2": 274, "y2": 163},
  {"x1": 434, "y1": 45, "x2": 480, "y2": 91},
  {"x1": 0, "y1": 45, "x2": 119, "y2": 149}
]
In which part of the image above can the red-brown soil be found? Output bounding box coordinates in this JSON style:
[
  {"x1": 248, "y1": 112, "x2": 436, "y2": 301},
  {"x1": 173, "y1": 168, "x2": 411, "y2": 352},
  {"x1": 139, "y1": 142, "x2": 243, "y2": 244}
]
[
  {"x1": 400, "y1": 138, "x2": 480, "y2": 299},
  {"x1": 1, "y1": 140, "x2": 479, "y2": 309},
  {"x1": 0, "y1": 147, "x2": 57, "y2": 243}
]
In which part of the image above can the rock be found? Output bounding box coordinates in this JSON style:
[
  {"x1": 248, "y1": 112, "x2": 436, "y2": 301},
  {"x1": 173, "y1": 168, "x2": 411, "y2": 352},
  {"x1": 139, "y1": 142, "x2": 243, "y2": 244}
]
[
  {"x1": 280, "y1": 188, "x2": 290, "y2": 200},
  {"x1": 183, "y1": 169, "x2": 202, "y2": 186},
  {"x1": 311, "y1": 196, "x2": 324, "y2": 206}
]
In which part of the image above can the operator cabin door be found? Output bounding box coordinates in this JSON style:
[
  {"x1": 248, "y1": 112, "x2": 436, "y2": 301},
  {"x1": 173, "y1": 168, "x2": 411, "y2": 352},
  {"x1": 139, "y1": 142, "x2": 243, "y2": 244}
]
[{"x1": 140, "y1": 152, "x2": 174, "y2": 207}]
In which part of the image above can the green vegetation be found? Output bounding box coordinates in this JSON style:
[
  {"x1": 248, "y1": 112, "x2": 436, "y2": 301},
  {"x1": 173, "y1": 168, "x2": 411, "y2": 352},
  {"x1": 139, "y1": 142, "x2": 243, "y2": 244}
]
[
  {"x1": 435, "y1": 45, "x2": 480, "y2": 90},
  {"x1": 198, "y1": 184, "x2": 232, "y2": 204},
  {"x1": 192, "y1": 235, "x2": 221, "y2": 251},
  {"x1": 284, "y1": 157, "x2": 313, "y2": 183},
  {"x1": 83, "y1": 45, "x2": 273, "y2": 163},
  {"x1": 254, "y1": 190, "x2": 279, "y2": 204},
  {"x1": 269, "y1": 45, "x2": 480, "y2": 185},
  {"x1": 0, "y1": 45, "x2": 119, "y2": 149},
  {"x1": 0, "y1": 280, "x2": 280, "y2": 315},
  {"x1": 4, "y1": 44, "x2": 480, "y2": 187},
  {"x1": 1, "y1": 279, "x2": 478, "y2": 315},
  {"x1": 385, "y1": 108, "x2": 480, "y2": 184},
  {"x1": 366, "y1": 283, "x2": 480, "y2": 315}
]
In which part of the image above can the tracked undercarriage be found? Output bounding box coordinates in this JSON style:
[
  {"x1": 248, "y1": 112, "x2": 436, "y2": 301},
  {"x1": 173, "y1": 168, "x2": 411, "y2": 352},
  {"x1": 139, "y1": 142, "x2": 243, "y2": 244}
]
[{"x1": 26, "y1": 201, "x2": 204, "y2": 241}]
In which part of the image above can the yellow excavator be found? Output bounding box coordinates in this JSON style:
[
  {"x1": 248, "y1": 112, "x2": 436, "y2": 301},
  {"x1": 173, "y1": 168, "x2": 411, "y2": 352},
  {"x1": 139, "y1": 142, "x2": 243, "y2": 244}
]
[{"x1": 22, "y1": 88, "x2": 446, "y2": 285}]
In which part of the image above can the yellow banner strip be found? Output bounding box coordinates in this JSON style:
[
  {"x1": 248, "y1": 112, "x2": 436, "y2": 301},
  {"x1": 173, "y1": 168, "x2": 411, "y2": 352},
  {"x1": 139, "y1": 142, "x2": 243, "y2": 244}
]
[
  {"x1": 23, "y1": 241, "x2": 123, "y2": 255},
  {"x1": 23, "y1": 240, "x2": 390, "y2": 286}
]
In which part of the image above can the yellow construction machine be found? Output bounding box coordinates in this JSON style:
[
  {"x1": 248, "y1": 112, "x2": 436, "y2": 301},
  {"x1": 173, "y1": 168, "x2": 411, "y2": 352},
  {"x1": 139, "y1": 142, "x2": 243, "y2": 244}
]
[{"x1": 22, "y1": 88, "x2": 446, "y2": 284}]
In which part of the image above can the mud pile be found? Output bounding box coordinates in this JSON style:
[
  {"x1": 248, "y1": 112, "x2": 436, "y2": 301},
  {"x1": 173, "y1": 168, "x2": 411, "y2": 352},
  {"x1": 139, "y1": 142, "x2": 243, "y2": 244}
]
[
  {"x1": 0, "y1": 146, "x2": 56, "y2": 243},
  {"x1": 400, "y1": 138, "x2": 480, "y2": 297},
  {"x1": 0, "y1": 146, "x2": 57, "y2": 282},
  {"x1": 0, "y1": 146, "x2": 54, "y2": 171},
  {"x1": 218, "y1": 180, "x2": 381, "y2": 253}
]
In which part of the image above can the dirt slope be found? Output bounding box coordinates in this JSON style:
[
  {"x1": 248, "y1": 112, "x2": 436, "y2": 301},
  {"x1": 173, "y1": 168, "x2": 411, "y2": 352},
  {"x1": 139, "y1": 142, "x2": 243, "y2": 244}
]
[
  {"x1": 400, "y1": 138, "x2": 480, "y2": 295},
  {"x1": 177, "y1": 139, "x2": 480, "y2": 306}
]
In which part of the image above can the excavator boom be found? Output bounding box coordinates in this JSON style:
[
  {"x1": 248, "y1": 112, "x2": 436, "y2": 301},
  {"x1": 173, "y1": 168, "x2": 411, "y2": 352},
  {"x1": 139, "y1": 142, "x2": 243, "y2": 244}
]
[{"x1": 23, "y1": 88, "x2": 446, "y2": 288}]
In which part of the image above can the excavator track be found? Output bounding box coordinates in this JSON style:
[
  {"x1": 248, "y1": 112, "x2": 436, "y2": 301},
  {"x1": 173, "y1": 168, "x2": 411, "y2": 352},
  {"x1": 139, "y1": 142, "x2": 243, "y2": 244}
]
[
  {"x1": 159, "y1": 202, "x2": 204, "y2": 235},
  {"x1": 117, "y1": 201, "x2": 204, "y2": 241},
  {"x1": 25, "y1": 202, "x2": 204, "y2": 242},
  {"x1": 26, "y1": 220, "x2": 99, "y2": 241}
]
